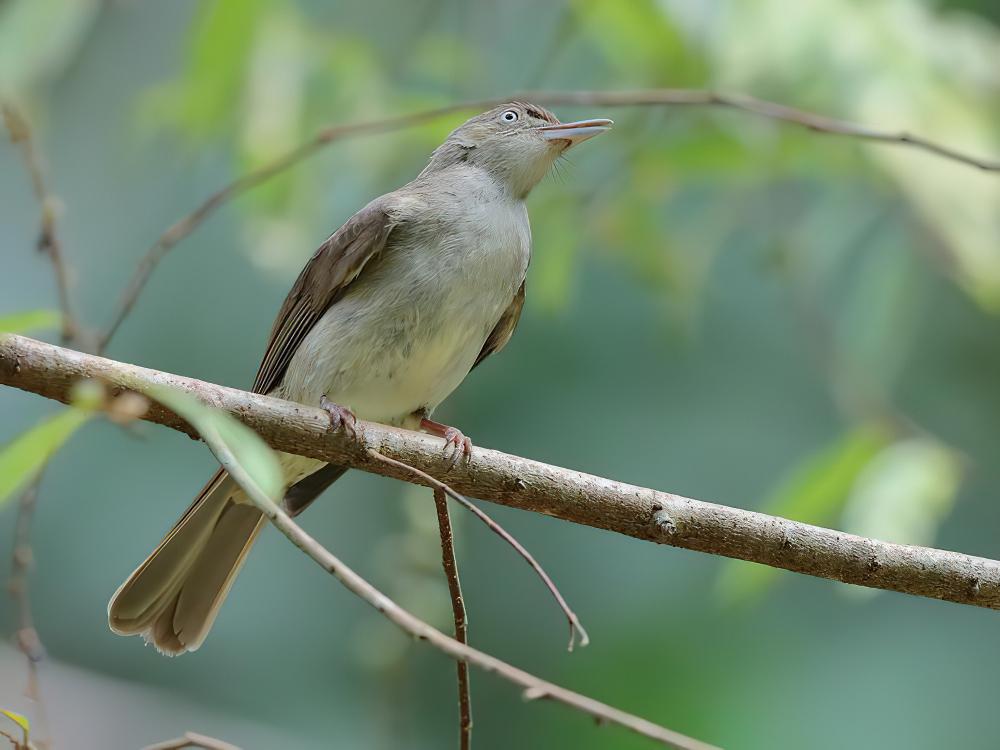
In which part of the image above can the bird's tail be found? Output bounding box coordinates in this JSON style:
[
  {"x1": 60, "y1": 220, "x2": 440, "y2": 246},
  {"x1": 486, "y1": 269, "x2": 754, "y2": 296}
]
[{"x1": 108, "y1": 469, "x2": 265, "y2": 655}]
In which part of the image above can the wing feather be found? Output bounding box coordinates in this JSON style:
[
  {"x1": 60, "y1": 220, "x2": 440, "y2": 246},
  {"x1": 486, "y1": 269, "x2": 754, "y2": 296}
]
[
  {"x1": 472, "y1": 280, "x2": 526, "y2": 371},
  {"x1": 251, "y1": 198, "x2": 397, "y2": 395}
]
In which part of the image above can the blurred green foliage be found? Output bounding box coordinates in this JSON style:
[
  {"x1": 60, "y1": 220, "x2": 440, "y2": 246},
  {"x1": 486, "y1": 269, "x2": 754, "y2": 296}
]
[
  {"x1": 716, "y1": 425, "x2": 890, "y2": 605},
  {"x1": 0, "y1": 309, "x2": 60, "y2": 334},
  {"x1": 0, "y1": 398, "x2": 89, "y2": 508},
  {"x1": 3, "y1": 0, "x2": 1000, "y2": 748}
]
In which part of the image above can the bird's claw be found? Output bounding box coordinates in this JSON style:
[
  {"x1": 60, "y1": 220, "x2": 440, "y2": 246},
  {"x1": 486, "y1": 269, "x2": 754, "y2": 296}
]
[
  {"x1": 320, "y1": 395, "x2": 359, "y2": 439},
  {"x1": 419, "y1": 416, "x2": 473, "y2": 467},
  {"x1": 443, "y1": 426, "x2": 473, "y2": 468}
]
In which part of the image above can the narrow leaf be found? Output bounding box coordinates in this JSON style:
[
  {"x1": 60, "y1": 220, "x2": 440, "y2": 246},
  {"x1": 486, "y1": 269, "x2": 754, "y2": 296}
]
[
  {"x1": 841, "y1": 438, "x2": 961, "y2": 557},
  {"x1": 1, "y1": 708, "x2": 30, "y2": 744},
  {"x1": 149, "y1": 386, "x2": 283, "y2": 500},
  {"x1": 0, "y1": 408, "x2": 90, "y2": 508},
  {"x1": 0, "y1": 309, "x2": 61, "y2": 334}
]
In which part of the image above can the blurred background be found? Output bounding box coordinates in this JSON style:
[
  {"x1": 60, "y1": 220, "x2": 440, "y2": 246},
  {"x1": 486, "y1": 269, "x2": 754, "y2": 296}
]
[{"x1": 2, "y1": 0, "x2": 1000, "y2": 748}]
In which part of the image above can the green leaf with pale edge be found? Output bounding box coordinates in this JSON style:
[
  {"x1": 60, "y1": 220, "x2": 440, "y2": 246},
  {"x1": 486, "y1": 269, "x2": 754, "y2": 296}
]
[
  {"x1": 0, "y1": 309, "x2": 61, "y2": 334},
  {"x1": 838, "y1": 438, "x2": 961, "y2": 601},
  {"x1": 0, "y1": 709, "x2": 29, "y2": 744},
  {"x1": 716, "y1": 426, "x2": 888, "y2": 605},
  {"x1": 149, "y1": 386, "x2": 283, "y2": 500},
  {"x1": 0, "y1": 408, "x2": 90, "y2": 509},
  {"x1": 843, "y1": 438, "x2": 960, "y2": 545}
]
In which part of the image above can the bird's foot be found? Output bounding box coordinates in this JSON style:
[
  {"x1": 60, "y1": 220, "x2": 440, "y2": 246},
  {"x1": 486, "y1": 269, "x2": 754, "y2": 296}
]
[
  {"x1": 320, "y1": 395, "x2": 359, "y2": 439},
  {"x1": 420, "y1": 417, "x2": 473, "y2": 467}
]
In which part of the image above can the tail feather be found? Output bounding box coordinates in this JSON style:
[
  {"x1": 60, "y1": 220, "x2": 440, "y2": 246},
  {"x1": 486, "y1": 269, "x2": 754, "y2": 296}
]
[
  {"x1": 108, "y1": 469, "x2": 264, "y2": 655},
  {"x1": 172, "y1": 502, "x2": 264, "y2": 649}
]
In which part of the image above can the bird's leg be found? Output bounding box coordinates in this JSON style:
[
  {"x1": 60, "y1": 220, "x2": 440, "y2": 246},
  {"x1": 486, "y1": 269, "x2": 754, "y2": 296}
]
[
  {"x1": 419, "y1": 415, "x2": 473, "y2": 466},
  {"x1": 320, "y1": 395, "x2": 359, "y2": 439}
]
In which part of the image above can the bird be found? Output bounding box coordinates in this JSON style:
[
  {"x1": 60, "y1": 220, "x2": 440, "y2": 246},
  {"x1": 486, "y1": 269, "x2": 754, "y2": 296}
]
[{"x1": 107, "y1": 102, "x2": 612, "y2": 655}]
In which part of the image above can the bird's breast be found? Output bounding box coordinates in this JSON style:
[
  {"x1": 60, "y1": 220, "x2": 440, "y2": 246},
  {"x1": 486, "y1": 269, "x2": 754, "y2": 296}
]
[{"x1": 278, "y1": 193, "x2": 530, "y2": 426}]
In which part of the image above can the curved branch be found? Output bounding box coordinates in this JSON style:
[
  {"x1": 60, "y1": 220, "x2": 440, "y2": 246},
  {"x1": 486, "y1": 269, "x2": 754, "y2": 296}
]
[
  {"x1": 4, "y1": 333, "x2": 999, "y2": 613},
  {"x1": 201, "y1": 418, "x2": 710, "y2": 749},
  {"x1": 96, "y1": 88, "x2": 1000, "y2": 348},
  {"x1": 525, "y1": 89, "x2": 1000, "y2": 172},
  {"x1": 2, "y1": 103, "x2": 79, "y2": 346},
  {"x1": 368, "y1": 447, "x2": 589, "y2": 650}
]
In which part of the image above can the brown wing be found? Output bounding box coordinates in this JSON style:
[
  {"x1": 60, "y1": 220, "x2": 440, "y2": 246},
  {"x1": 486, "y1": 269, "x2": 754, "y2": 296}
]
[
  {"x1": 471, "y1": 281, "x2": 526, "y2": 371},
  {"x1": 252, "y1": 198, "x2": 397, "y2": 395}
]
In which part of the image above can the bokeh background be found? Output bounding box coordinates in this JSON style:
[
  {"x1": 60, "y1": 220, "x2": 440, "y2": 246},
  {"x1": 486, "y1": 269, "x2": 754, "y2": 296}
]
[{"x1": 3, "y1": 1, "x2": 1000, "y2": 748}]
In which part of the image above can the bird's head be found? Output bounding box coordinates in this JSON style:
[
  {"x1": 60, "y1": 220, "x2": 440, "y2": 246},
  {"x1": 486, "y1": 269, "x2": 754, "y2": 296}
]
[{"x1": 422, "y1": 102, "x2": 612, "y2": 198}]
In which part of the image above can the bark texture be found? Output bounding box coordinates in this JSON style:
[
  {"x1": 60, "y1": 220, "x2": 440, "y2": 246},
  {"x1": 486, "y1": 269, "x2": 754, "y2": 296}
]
[{"x1": 2, "y1": 333, "x2": 998, "y2": 611}]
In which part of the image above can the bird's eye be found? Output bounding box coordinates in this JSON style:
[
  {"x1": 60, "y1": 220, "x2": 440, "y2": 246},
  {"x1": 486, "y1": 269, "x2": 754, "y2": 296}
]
[{"x1": 500, "y1": 110, "x2": 519, "y2": 123}]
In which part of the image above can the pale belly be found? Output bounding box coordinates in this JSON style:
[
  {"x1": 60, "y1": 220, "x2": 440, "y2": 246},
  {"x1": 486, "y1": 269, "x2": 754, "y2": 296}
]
[
  {"x1": 290, "y1": 295, "x2": 496, "y2": 426},
  {"x1": 276, "y1": 315, "x2": 492, "y2": 483}
]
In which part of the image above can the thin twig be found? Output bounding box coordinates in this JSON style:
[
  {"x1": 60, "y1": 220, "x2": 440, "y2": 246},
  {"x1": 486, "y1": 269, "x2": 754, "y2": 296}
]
[
  {"x1": 201, "y1": 425, "x2": 713, "y2": 750},
  {"x1": 2, "y1": 101, "x2": 78, "y2": 750},
  {"x1": 141, "y1": 732, "x2": 242, "y2": 750},
  {"x1": 2, "y1": 103, "x2": 78, "y2": 345},
  {"x1": 7, "y1": 480, "x2": 51, "y2": 750},
  {"x1": 8, "y1": 334, "x2": 1000, "y2": 613},
  {"x1": 522, "y1": 89, "x2": 1000, "y2": 172},
  {"x1": 369, "y1": 448, "x2": 588, "y2": 651},
  {"x1": 10, "y1": 481, "x2": 45, "y2": 661},
  {"x1": 434, "y1": 487, "x2": 472, "y2": 750},
  {"x1": 94, "y1": 100, "x2": 492, "y2": 350},
  {"x1": 96, "y1": 88, "x2": 1000, "y2": 349}
]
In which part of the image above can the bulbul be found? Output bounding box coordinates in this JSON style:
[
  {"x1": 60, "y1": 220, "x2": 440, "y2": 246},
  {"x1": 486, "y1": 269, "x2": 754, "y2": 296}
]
[{"x1": 108, "y1": 102, "x2": 611, "y2": 655}]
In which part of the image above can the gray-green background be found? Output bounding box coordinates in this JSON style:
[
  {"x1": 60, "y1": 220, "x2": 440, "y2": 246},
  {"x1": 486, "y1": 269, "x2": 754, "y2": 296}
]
[{"x1": 2, "y1": 1, "x2": 1000, "y2": 748}]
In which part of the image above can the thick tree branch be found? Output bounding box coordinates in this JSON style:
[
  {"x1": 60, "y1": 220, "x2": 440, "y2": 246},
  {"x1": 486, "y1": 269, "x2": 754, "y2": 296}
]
[
  {"x1": 4, "y1": 333, "x2": 1000, "y2": 613},
  {"x1": 96, "y1": 88, "x2": 999, "y2": 348}
]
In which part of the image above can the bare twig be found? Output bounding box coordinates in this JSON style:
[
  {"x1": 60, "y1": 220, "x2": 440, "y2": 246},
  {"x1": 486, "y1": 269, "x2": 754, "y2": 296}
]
[
  {"x1": 141, "y1": 732, "x2": 242, "y2": 750},
  {"x1": 201, "y1": 423, "x2": 712, "y2": 750},
  {"x1": 94, "y1": 101, "x2": 491, "y2": 350},
  {"x1": 433, "y1": 487, "x2": 472, "y2": 750},
  {"x1": 2, "y1": 101, "x2": 80, "y2": 750},
  {"x1": 9, "y1": 481, "x2": 46, "y2": 663},
  {"x1": 6, "y1": 334, "x2": 1000, "y2": 615},
  {"x1": 2, "y1": 103, "x2": 78, "y2": 345},
  {"x1": 370, "y1": 448, "x2": 588, "y2": 650},
  {"x1": 521, "y1": 89, "x2": 1000, "y2": 172},
  {"x1": 7, "y1": 479, "x2": 51, "y2": 750},
  {"x1": 96, "y1": 88, "x2": 1000, "y2": 348}
]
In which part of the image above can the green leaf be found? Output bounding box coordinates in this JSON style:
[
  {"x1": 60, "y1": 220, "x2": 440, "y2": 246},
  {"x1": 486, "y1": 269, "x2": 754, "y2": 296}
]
[
  {"x1": 701, "y1": 0, "x2": 1000, "y2": 308},
  {"x1": 0, "y1": 309, "x2": 61, "y2": 334},
  {"x1": 716, "y1": 425, "x2": 888, "y2": 605},
  {"x1": 0, "y1": 408, "x2": 90, "y2": 509},
  {"x1": 139, "y1": 0, "x2": 266, "y2": 138},
  {"x1": 0, "y1": 709, "x2": 29, "y2": 744},
  {"x1": 842, "y1": 438, "x2": 961, "y2": 548},
  {"x1": 571, "y1": 0, "x2": 703, "y2": 82},
  {"x1": 149, "y1": 387, "x2": 283, "y2": 501},
  {"x1": 0, "y1": 0, "x2": 100, "y2": 96},
  {"x1": 837, "y1": 438, "x2": 961, "y2": 600}
]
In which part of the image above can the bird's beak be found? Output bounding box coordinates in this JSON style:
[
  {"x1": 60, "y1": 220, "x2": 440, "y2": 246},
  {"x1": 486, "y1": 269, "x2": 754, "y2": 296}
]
[{"x1": 537, "y1": 118, "x2": 613, "y2": 145}]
